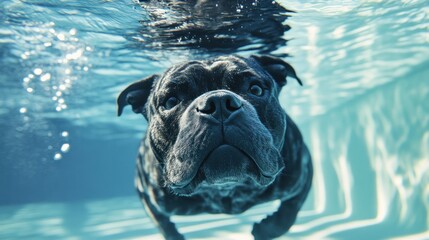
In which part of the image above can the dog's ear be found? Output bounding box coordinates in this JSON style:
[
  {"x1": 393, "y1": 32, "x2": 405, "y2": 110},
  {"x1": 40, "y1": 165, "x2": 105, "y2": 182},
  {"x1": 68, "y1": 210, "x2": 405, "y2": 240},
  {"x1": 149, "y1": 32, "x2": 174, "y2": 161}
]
[
  {"x1": 117, "y1": 74, "x2": 158, "y2": 117},
  {"x1": 251, "y1": 55, "x2": 302, "y2": 87}
]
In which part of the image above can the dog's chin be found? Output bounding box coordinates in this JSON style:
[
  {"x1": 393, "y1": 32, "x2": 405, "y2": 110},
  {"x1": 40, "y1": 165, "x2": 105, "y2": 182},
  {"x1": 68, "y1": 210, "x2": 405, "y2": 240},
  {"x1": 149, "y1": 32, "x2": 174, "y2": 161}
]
[{"x1": 169, "y1": 144, "x2": 279, "y2": 196}]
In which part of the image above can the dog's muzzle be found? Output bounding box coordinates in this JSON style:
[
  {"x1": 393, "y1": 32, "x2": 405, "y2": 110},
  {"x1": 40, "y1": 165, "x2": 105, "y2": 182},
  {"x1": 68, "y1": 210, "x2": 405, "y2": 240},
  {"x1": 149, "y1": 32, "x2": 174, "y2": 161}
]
[
  {"x1": 202, "y1": 144, "x2": 259, "y2": 185},
  {"x1": 195, "y1": 90, "x2": 243, "y2": 123}
]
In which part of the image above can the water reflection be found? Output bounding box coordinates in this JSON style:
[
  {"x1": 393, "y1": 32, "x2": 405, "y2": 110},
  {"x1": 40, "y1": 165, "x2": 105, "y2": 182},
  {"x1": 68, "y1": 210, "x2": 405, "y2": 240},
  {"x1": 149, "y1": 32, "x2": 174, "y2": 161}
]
[
  {"x1": 288, "y1": 66, "x2": 429, "y2": 239},
  {"x1": 0, "y1": 196, "x2": 279, "y2": 239},
  {"x1": 135, "y1": 0, "x2": 293, "y2": 55},
  {"x1": 280, "y1": 0, "x2": 429, "y2": 122}
]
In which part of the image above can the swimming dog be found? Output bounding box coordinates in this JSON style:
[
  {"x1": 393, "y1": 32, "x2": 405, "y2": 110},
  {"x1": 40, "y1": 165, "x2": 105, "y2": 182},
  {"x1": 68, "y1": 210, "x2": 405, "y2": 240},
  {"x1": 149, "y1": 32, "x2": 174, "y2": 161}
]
[{"x1": 117, "y1": 55, "x2": 312, "y2": 239}]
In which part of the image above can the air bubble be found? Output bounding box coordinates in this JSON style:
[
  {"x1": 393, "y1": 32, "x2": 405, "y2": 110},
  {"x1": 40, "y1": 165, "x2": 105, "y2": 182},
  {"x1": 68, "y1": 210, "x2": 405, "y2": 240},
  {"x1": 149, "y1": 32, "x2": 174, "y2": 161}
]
[
  {"x1": 61, "y1": 143, "x2": 70, "y2": 153},
  {"x1": 40, "y1": 73, "x2": 51, "y2": 82},
  {"x1": 34, "y1": 68, "x2": 43, "y2": 75},
  {"x1": 61, "y1": 131, "x2": 69, "y2": 137},
  {"x1": 19, "y1": 107, "x2": 27, "y2": 114},
  {"x1": 69, "y1": 28, "x2": 77, "y2": 35},
  {"x1": 57, "y1": 33, "x2": 66, "y2": 41},
  {"x1": 54, "y1": 153, "x2": 62, "y2": 160}
]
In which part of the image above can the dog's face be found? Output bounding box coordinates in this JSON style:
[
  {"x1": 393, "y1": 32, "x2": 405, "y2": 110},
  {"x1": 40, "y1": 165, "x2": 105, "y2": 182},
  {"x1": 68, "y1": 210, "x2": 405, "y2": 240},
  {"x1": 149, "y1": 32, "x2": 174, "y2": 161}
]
[{"x1": 118, "y1": 55, "x2": 301, "y2": 196}]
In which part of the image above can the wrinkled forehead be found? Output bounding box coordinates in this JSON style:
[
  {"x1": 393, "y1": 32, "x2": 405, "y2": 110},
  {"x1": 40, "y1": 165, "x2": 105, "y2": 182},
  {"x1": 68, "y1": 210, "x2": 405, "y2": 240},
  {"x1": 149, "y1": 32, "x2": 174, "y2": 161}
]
[{"x1": 156, "y1": 56, "x2": 260, "y2": 90}]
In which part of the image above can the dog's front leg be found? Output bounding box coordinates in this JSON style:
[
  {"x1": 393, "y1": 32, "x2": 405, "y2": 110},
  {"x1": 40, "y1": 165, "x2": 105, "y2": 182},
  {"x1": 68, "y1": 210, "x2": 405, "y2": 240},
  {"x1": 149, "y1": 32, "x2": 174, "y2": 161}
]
[
  {"x1": 251, "y1": 196, "x2": 302, "y2": 240},
  {"x1": 251, "y1": 168, "x2": 312, "y2": 240},
  {"x1": 140, "y1": 193, "x2": 185, "y2": 240}
]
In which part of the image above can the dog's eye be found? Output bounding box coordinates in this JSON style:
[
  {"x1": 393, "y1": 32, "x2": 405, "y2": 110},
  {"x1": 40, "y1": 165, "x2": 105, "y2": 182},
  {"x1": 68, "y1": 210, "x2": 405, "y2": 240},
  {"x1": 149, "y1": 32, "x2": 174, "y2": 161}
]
[
  {"x1": 249, "y1": 84, "x2": 263, "y2": 96},
  {"x1": 164, "y1": 97, "x2": 179, "y2": 110}
]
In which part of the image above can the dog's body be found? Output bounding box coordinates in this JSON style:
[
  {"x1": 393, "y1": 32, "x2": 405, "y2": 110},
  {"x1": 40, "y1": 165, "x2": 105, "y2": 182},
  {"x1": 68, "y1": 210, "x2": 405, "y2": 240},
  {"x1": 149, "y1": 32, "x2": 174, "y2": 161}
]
[{"x1": 118, "y1": 55, "x2": 312, "y2": 239}]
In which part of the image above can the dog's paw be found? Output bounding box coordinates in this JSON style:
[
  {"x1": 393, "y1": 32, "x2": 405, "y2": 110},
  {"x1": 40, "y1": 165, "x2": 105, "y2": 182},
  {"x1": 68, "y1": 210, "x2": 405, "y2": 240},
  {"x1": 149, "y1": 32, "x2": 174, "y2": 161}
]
[
  {"x1": 252, "y1": 214, "x2": 294, "y2": 240},
  {"x1": 251, "y1": 221, "x2": 274, "y2": 240},
  {"x1": 166, "y1": 235, "x2": 185, "y2": 240}
]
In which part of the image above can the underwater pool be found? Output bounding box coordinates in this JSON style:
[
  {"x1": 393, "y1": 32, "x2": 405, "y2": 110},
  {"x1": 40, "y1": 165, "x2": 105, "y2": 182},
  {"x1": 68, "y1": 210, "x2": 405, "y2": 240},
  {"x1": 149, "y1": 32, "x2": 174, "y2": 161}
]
[{"x1": 0, "y1": 0, "x2": 428, "y2": 239}]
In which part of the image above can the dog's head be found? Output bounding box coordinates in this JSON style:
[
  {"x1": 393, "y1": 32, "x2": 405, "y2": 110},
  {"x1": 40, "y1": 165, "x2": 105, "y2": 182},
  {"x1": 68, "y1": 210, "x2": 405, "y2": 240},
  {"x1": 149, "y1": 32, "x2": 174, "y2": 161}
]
[{"x1": 118, "y1": 55, "x2": 301, "y2": 196}]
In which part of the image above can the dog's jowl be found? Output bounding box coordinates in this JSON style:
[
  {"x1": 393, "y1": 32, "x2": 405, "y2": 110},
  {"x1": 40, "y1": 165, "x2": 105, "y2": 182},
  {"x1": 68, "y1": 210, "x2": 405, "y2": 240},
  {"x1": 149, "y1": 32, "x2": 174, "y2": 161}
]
[{"x1": 117, "y1": 55, "x2": 313, "y2": 240}]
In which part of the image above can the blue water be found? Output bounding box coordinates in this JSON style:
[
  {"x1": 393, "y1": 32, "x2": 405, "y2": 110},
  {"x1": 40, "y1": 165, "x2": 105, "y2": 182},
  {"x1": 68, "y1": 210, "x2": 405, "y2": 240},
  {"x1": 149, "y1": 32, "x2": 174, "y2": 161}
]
[{"x1": 1, "y1": 0, "x2": 428, "y2": 239}]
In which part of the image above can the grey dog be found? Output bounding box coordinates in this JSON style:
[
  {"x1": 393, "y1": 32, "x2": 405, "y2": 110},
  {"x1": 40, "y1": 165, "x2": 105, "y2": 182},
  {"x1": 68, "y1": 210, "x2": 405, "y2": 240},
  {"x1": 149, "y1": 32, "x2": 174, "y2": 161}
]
[{"x1": 117, "y1": 55, "x2": 312, "y2": 239}]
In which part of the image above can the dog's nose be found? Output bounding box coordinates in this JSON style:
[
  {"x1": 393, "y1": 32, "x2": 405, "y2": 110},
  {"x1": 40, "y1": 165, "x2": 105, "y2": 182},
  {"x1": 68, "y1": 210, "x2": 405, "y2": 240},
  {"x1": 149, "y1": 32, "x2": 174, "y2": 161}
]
[{"x1": 196, "y1": 92, "x2": 242, "y2": 122}]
